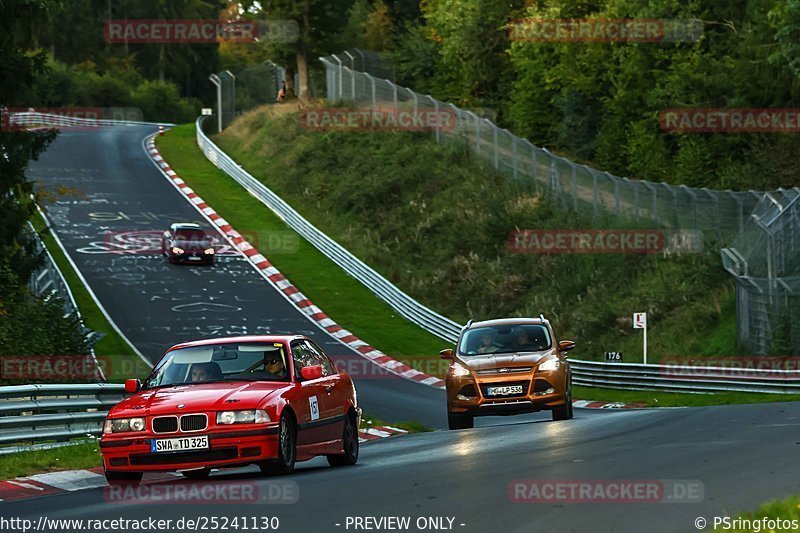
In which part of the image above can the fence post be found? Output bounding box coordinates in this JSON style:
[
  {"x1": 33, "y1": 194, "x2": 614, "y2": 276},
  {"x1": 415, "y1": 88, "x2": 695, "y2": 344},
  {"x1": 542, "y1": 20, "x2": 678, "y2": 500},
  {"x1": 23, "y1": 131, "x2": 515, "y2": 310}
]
[
  {"x1": 344, "y1": 51, "x2": 356, "y2": 99},
  {"x1": 392, "y1": 83, "x2": 398, "y2": 115},
  {"x1": 491, "y1": 121, "x2": 499, "y2": 169},
  {"x1": 333, "y1": 54, "x2": 343, "y2": 100},
  {"x1": 431, "y1": 96, "x2": 440, "y2": 143},
  {"x1": 512, "y1": 135, "x2": 518, "y2": 179},
  {"x1": 208, "y1": 73, "x2": 222, "y2": 133},
  {"x1": 571, "y1": 163, "x2": 578, "y2": 211},
  {"x1": 369, "y1": 74, "x2": 376, "y2": 112}
]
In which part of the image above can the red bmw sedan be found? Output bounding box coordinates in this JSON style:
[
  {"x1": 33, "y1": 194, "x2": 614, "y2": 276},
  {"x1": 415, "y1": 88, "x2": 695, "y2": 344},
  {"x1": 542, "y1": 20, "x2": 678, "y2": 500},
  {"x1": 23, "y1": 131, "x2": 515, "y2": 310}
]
[{"x1": 100, "y1": 335, "x2": 360, "y2": 485}]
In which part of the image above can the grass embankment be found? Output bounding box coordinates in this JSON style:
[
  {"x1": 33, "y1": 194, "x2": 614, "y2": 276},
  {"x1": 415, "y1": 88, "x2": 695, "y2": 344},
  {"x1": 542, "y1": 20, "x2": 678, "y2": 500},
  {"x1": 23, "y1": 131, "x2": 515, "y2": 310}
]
[
  {"x1": 30, "y1": 212, "x2": 147, "y2": 382},
  {"x1": 212, "y1": 104, "x2": 737, "y2": 363},
  {"x1": 154, "y1": 111, "x2": 799, "y2": 408},
  {"x1": 720, "y1": 495, "x2": 800, "y2": 531},
  {"x1": 0, "y1": 440, "x2": 101, "y2": 480}
]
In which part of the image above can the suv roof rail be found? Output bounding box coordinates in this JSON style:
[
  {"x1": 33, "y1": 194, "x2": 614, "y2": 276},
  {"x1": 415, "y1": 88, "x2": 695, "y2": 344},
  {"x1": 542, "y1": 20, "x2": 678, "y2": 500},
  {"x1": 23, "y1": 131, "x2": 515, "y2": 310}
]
[
  {"x1": 462, "y1": 319, "x2": 474, "y2": 330},
  {"x1": 539, "y1": 313, "x2": 547, "y2": 323}
]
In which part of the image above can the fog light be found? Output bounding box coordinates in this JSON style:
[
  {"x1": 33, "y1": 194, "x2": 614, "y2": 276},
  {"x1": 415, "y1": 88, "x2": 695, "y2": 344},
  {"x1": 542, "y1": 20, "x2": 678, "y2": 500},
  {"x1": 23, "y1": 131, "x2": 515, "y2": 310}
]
[
  {"x1": 534, "y1": 388, "x2": 555, "y2": 396},
  {"x1": 456, "y1": 394, "x2": 474, "y2": 401}
]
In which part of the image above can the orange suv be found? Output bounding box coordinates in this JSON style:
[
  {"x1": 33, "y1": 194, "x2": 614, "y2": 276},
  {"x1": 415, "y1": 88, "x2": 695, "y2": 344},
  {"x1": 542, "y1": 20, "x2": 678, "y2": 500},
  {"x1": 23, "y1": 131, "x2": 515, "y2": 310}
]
[{"x1": 440, "y1": 317, "x2": 575, "y2": 430}]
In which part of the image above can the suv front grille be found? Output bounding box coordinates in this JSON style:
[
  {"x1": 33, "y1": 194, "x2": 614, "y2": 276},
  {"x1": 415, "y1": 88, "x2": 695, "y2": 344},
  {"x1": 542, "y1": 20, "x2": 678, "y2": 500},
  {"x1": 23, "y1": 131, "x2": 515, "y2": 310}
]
[
  {"x1": 181, "y1": 414, "x2": 207, "y2": 432},
  {"x1": 152, "y1": 416, "x2": 178, "y2": 434}
]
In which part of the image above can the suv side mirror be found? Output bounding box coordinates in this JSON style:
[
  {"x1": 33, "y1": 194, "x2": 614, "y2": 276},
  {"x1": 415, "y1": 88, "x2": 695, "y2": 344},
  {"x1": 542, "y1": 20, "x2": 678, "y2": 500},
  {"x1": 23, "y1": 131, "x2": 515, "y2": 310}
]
[
  {"x1": 439, "y1": 349, "x2": 454, "y2": 360},
  {"x1": 558, "y1": 340, "x2": 575, "y2": 353},
  {"x1": 300, "y1": 365, "x2": 323, "y2": 380},
  {"x1": 124, "y1": 379, "x2": 141, "y2": 394}
]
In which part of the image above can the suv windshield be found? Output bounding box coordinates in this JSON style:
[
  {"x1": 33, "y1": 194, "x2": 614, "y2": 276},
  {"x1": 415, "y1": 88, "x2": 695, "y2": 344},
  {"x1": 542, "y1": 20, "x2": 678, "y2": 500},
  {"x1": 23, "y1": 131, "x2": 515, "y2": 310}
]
[
  {"x1": 144, "y1": 342, "x2": 289, "y2": 388},
  {"x1": 458, "y1": 324, "x2": 552, "y2": 355}
]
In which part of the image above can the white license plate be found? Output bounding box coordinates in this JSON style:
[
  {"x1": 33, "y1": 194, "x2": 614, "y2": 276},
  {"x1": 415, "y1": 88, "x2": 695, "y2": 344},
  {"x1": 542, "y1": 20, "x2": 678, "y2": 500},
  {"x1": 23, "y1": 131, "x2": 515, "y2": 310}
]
[
  {"x1": 151, "y1": 435, "x2": 209, "y2": 453},
  {"x1": 486, "y1": 385, "x2": 524, "y2": 396},
  {"x1": 188, "y1": 256, "x2": 202, "y2": 261}
]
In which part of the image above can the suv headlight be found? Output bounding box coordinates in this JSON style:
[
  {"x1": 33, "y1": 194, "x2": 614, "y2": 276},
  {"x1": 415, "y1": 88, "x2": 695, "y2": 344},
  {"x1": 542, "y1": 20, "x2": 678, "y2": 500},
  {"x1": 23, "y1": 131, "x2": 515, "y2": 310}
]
[
  {"x1": 103, "y1": 417, "x2": 145, "y2": 434},
  {"x1": 539, "y1": 358, "x2": 561, "y2": 372},
  {"x1": 451, "y1": 362, "x2": 471, "y2": 377},
  {"x1": 216, "y1": 409, "x2": 270, "y2": 425},
  {"x1": 204, "y1": 248, "x2": 215, "y2": 255}
]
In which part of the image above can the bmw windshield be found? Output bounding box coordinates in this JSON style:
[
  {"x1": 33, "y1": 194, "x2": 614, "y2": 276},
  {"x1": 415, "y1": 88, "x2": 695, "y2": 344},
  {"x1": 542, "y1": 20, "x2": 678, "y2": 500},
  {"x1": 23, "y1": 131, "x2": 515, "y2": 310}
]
[{"x1": 144, "y1": 343, "x2": 289, "y2": 388}]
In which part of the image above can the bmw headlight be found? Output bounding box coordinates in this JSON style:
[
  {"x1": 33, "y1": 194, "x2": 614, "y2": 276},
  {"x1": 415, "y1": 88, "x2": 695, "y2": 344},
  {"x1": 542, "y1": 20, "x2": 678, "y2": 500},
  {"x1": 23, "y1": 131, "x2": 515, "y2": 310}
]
[
  {"x1": 103, "y1": 417, "x2": 146, "y2": 434},
  {"x1": 451, "y1": 362, "x2": 472, "y2": 377},
  {"x1": 216, "y1": 409, "x2": 270, "y2": 425},
  {"x1": 171, "y1": 247, "x2": 184, "y2": 254},
  {"x1": 538, "y1": 358, "x2": 561, "y2": 372}
]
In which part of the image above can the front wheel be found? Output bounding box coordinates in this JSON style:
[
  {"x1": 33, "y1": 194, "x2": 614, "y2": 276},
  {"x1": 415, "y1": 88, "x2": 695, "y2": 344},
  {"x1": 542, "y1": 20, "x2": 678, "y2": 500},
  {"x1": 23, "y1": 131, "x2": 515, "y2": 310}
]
[
  {"x1": 259, "y1": 412, "x2": 296, "y2": 475},
  {"x1": 552, "y1": 380, "x2": 573, "y2": 421},
  {"x1": 327, "y1": 410, "x2": 359, "y2": 467},
  {"x1": 104, "y1": 469, "x2": 143, "y2": 486},
  {"x1": 447, "y1": 410, "x2": 474, "y2": 430}
]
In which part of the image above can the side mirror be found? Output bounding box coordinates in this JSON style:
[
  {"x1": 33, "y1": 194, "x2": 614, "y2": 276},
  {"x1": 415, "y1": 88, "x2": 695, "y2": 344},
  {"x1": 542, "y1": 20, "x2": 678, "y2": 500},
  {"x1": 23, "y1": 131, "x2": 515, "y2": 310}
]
[
  {"x1": 162, "y1": 231, "x2": 170, "y2": 238},
  {"x1": 558, "y1": 340, "x2": 575, "y2": 353},
  {"x1": 439, "y1": 348, "x2": 454, "y2": 360},
  {"x1": 124, "y1": 379, "x2": 141, "y2": 394},
  {"x1": 300, "y1": 365, "x2": 323, "y2": 380}
]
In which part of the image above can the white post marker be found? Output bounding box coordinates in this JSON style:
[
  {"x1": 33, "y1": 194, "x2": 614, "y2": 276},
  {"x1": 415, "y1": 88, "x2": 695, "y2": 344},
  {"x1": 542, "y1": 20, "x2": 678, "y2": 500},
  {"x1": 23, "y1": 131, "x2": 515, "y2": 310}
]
[{"x1": 633, "y1": 312, "x2": 647, "y2": 364}]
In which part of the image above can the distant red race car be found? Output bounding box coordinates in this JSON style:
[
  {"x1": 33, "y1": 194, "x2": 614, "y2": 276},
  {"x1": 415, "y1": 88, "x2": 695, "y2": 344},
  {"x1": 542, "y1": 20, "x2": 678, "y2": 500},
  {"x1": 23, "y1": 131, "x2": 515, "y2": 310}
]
[
  {"x1": 100, "y1": 335, "x2": 360, "y2": 485},
  {"x1": 161, "y1": 222, "x2": 216, "y2": 265}
]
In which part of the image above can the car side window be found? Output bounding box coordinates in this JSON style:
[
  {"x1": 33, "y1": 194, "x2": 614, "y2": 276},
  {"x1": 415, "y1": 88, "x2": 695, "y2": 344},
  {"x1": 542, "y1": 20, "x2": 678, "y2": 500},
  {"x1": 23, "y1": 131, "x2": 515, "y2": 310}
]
[
  {"x1": 305, "y1": 341, "x2": 337, "y2": 376},
  {"x1": 291, "y1": 341, "x2": 315, "y2": 377}
]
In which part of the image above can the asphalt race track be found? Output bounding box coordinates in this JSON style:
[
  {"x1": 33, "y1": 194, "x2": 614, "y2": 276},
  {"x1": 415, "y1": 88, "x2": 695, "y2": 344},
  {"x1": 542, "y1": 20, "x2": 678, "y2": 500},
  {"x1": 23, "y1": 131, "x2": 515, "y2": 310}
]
[
  {"x1": 25, "y1": 124, "x2": 444, "y2": 428},
  {"x1": 5, "y1": 402, "x2": 800, "y2": 532},
  {"x1": 6, "y1": 124, "x2": 800, "y2": 532}
]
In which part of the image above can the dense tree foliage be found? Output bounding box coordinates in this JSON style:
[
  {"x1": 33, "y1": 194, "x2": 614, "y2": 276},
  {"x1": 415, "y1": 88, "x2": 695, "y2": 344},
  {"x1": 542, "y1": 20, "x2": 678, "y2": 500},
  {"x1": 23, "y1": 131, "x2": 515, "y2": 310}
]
[
  {"x1": 376, "y1": 0, "x2": 800, "y2": 190},
  {"x1": 1, "y1": 0, "x2": 91, "y2": 358}
]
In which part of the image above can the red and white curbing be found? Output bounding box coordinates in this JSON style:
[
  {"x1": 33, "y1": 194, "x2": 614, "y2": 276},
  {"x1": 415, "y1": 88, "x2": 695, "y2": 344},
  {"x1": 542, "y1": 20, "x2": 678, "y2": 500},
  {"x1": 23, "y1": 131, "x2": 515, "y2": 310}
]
[
  {"x1": 145, "y1": 134, "x2": 446, "y2": 390},
  {"x1": 572, "y1": 400, "x2": 645, "y2": 409}
]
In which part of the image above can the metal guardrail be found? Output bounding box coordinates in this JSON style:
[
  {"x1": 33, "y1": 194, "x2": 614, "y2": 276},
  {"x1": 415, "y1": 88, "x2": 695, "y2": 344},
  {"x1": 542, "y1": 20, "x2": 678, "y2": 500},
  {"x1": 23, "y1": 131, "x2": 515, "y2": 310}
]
[
  {"x1": 571, "y1": 360, "x2": 800, "y2": 394},
  {"x1": 0, "y1": 384, "x2": 125, "y2": 455},
  {"x1": 195, "y1": 116, "x2": 463, "y2": 343}
]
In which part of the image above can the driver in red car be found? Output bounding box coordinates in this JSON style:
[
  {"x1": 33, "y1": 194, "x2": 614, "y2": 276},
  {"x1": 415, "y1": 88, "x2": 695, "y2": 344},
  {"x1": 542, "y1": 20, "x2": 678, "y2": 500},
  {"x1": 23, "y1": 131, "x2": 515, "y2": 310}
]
[{"x1": 266, "y1": 355, "x2": 287, "y2": 378}]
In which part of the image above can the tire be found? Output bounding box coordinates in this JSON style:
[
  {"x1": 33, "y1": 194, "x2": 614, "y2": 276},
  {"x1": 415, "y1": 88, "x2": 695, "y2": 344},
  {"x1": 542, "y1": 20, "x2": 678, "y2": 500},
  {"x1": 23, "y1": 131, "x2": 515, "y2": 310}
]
[
  {"x1": 552, "y1": 379, "x2": 573, "y2": 421},
  {"x1": 447, "y1": 411, "x2": 474, "y2": 430},
  {"x1": 181, "y1": 468, "x2": 211, "y2": 480},
  {"x1": 327, "y1": 410, "x2": 359, "y2": 467},
  {"x1": 104, "y1": 469, "x2": 143, "y2": 486},
  {"x1": 260, "y1": 412, "x2": 296, "y2": 475}
]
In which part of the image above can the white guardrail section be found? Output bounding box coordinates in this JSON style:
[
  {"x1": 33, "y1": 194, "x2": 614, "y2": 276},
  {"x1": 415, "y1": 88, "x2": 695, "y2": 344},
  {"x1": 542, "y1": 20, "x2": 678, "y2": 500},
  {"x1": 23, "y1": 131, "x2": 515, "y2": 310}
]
[
  {"x1": 195, "y1": 116, "x2": 800, "y2": 395},
  {"x1": 0, "y1": 384, "x2": 125, "y2": 455},
  {"x1": 195, "y1": 116, "x2": 463, "y2": 343}
]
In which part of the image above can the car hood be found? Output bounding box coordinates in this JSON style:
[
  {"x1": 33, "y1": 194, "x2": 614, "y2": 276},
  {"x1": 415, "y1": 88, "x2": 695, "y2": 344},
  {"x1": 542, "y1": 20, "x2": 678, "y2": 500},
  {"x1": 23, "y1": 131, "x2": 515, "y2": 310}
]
[
  {"x1": 457, "y1": 351, "x2": 553, "y2": 371},
  {"x1": 110, "y1": 381, "x2": 287, "y2": 418}
]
